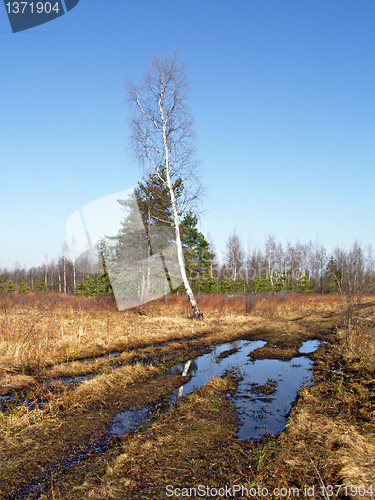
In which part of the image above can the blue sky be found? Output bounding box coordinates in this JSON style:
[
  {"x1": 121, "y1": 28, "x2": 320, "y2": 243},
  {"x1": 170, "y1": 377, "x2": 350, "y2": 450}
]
[{"x1": 1, "y1": 0, "x2": 374, "y2": 269}]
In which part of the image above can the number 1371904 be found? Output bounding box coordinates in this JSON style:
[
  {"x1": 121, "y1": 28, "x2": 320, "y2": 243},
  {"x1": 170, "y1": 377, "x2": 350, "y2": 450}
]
[{"x1": 5, "y1": 2, "x2": 60, "y2": 14}]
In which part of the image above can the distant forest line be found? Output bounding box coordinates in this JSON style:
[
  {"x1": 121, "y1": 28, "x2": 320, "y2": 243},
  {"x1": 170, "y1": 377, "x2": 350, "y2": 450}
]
[{"x1": 1, "y1": 235, "x2": 374, "y2": 297}]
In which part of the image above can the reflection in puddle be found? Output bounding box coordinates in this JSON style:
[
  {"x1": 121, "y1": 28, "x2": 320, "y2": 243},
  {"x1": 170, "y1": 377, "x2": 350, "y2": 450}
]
[
  {"x1": 109, "y1": 339, "x2": 322, "y2": 441},
  {"x1": 298, "y1": 339, "x2": 321, "y2": 354},
  {"x1": 168, "y1": 340, "x2": 266, "y2": 401},
  {"x1": 109, "y1": 406, "x2": 151, "y2": 435},
  {"x1": 109, "y1": 340, "x2": 264, "y2": 436},
  {"x1": 233, "y1": 355, "x2": 314, "y2": 440}
]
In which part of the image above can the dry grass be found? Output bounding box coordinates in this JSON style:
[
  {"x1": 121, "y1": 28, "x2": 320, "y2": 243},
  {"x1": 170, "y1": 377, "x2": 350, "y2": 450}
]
[
  {"x1": 0, "y1": 294, "x2": 194, "y2": 374},
  {"x1": 336, "y1": 310, "x2": 375, "y2": 371},
  {"x1": 60, "y1": 323, "x2": 375, "y2": 500},
  {"x1": 241, "y1": 312, "x2": 375, "y2": 500},
  {"x1": 62, "y1": 375, "x2": 241, "y2": 500},
  {"x1": 277, "y1": 367, "x2": 375, "y2": 498},
  {"x1": 0, "y1": 292, "x2": 374, "y2": 499},
  {"x1": 142, "y1": 292, "x2": 342, "y2": 319},
  {"x1": 0, "y1": 292, "x2": 343, "y2": 375}
]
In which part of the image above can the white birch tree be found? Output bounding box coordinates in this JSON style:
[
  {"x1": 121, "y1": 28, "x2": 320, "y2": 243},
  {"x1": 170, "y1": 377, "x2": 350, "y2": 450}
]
[
  {"x1": 225, "y1": 232, "x2": 245, "y2": 282},
  {"x1": 127, "y1": 53, "x2": 203, "y2": 319}
]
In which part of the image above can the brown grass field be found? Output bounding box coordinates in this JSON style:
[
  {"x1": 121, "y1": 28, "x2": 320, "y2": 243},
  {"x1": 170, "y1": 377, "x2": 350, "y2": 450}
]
[{"x1": 0, "y1": 293, "x2": 374, "y2": 499}]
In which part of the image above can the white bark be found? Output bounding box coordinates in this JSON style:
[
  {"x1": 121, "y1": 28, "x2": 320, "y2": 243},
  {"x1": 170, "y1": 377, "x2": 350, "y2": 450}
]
[
  {"x1": 129, "y1": 54, "x2": 203, "y2": 319},
  {"x1": 63, "y1": 255, "x2": 67, "y2": 294},
  {"x1": 160, "y1": 99, "x2": 202, "y2": 318}
]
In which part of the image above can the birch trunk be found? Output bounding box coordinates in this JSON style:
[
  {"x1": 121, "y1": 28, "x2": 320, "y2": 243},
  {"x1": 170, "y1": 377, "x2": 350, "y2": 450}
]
[
  {"x1": 73, "y1": 262, "x2": 76, "y2": 293},
  {"x1": 167, "y1": 167, "x2": 202, "y2": 318},
  {"x1": 63, "y1": 255, "x2": 67, "y2": 294},
  {"x1": 129, "y1": 54, "x2": 203, "y2": 319},
  {"x1": 160, "y1": 102, "x2": 203, "y2": 319}
]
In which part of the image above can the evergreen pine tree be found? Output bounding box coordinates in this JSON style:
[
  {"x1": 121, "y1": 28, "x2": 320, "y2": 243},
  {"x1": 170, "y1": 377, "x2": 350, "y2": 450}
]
[{"x1": 180, "y1": 212, "x2": 215, "y2": 292}]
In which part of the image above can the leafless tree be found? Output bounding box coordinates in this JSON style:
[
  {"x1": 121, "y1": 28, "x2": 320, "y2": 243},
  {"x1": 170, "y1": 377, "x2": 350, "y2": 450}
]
[
  {"x1": 313, "y1": 242, "x2": 328, "y2": 293},
  {"x1": 68, "y1": 236, "x2": 79, "y2": 293},
  {"x1": 127, "y1": 53, "x2": 203, "y2": 319},
  {"x1": 264, "y1": 235, "x2": 277, "y2": 284},
  {"x1": 365, "y1": 244, "x2": 375, "y2": 290},
  {"x1": 224, "y1": 232, "x2": 245, "y2": 281}
]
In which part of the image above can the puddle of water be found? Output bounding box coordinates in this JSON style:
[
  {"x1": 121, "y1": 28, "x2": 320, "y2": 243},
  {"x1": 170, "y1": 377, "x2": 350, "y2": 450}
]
[
  {"x1": 0, "y1": 374, "x2": 100, "y2": 414},
  {"x1": 298, "y1": 339, "x2": 321, "y2": 354},
  {"x1": 0, "y1": 395, "x2": 47, "y2": 413},
  {"x1": 109, "y1": 338, "x2": 322, "y2": 441},
  {"x1": 168, "y1": 340, "x2": 266, "y2": 400},
  {"x1": 54, "y1": 373, "x2": 96, "y2": 386},
  {"x1": 3, "y1": 339, "x2": 324, "y2": 499},
  {"x1": 331, "y1": 367, "x2": 345, "y2": 376},
  {"x1": 232, "y1": 356, "x2": 314, "y2": 440},
  {"x1": 1, "y1": 339, "x2": 323, "y2": 440},
  {"x1": 69, "y1": 351, "x2": 120, "y2": 364},
  {"x1": 0, "y1": 395, "x2": 14, "y2": 403},
  {"x1": 109, "y1": 340, "x2": 265, "y2": 436},
  {"x1": 109, "y1": 403, "x2": 160, "y2": 436},
  {"x1": 108, "y1": 399, "x2": 164, "y2": 436},
  {"x1": 4, "y1": 434, "x2": 111, "y2": 500},
  {"x1": 0, "y1": 395, "x2": 15, "y2": 413},
  {"x1": 100, "y1": 351, "x2": 119, "y2": 360}
]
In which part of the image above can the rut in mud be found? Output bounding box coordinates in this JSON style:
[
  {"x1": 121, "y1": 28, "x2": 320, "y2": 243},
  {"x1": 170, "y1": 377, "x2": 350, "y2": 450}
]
[
  {"x1": 5, "y1": 293, "x2": 371, "y2": 499},
  {"x1": 3, "y1": 337, "x2": 325, "y2": 499}
]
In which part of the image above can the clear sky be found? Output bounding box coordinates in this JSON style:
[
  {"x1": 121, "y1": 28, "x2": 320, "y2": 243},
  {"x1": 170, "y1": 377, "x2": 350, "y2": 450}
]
[{"x1": 1, "y1": 0, "x2": 374, "y2": 269}]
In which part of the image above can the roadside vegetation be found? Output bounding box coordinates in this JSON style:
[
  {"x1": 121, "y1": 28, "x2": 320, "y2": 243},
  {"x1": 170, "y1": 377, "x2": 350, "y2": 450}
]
[{"x1": 0, "y1": 292, "x2": 374, "y2": 499}]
